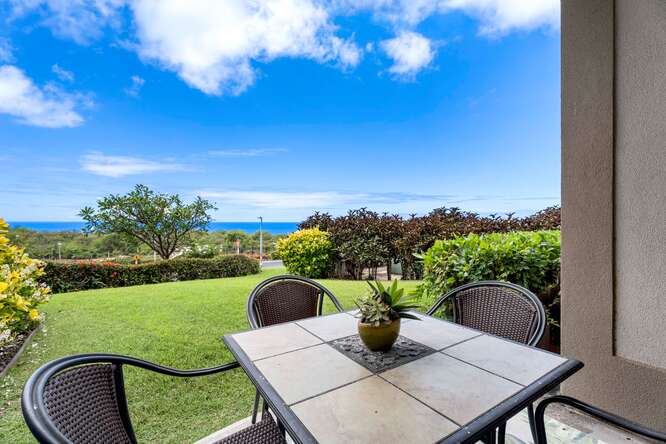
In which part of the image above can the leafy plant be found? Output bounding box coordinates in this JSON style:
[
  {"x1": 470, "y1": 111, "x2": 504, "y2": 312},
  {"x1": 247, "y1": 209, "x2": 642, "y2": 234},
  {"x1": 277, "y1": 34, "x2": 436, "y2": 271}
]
[
  {"x1": 186, "y1": 241, "x2": 220, "y2": 259},
  {"x1": 0, "y1": 218, "x2": 50, "y2": 347},
  {"x1": 417, "y1": 230, "x2": 561, "y2": 340},
  {"x1": 277, "y1": 228, "x2": 334, "y2": 278},
  {"x1": 298, "y1": 206, "x2": 561, "y2": 280},
  {"x1": 355, "y1": 280, "x2": 421, "y2": 326}
]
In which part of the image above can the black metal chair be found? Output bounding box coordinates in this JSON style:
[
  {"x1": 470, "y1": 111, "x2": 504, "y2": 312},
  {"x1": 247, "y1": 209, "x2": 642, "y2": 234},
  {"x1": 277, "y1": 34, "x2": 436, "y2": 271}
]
[
  {"x1": 22, "y1": 354, "x2": 287, "y2": 444},
  {"x1": 535, "y1": 395, "x2": 666, "y2": 443},
  {"x1": 427, "y1": 280, "x2": 547, "y2": 444},
  {"x1": 247, "y1": 274, "x2": 344, "y2": 329},
  {"x1": 246, "y1": 274, "x2": 343, "y2": 422}
]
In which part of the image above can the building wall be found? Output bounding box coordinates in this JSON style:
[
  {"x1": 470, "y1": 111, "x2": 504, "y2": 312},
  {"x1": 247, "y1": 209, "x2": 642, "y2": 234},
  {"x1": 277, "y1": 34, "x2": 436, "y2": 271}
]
[
  {"x1": 561, "y1": 0, "x2": 666, "y2": 428},
  {"x1": 614, "y1": 0, "x2": 666, "y2": 370}
]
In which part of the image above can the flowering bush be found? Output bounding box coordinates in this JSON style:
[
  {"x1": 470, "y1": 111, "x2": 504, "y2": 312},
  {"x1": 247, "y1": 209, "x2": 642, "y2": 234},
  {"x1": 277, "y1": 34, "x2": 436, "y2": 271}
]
[
  {"x1": 0, "y1": 218, "x2": 50, "y2": 347},
  {"x1": 277, "y1": 228, "x2": 334, "y2": 278}
]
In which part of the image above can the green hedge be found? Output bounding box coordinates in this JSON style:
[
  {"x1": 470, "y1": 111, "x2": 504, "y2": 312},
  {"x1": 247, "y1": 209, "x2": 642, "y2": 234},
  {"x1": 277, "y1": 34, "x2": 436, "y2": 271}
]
[
  {"x1": 43, "y1": 256, "x2": 260, "y2": 293},
  {"x1": 418, "y1": 230, "x2": 561, "y2": 335}
]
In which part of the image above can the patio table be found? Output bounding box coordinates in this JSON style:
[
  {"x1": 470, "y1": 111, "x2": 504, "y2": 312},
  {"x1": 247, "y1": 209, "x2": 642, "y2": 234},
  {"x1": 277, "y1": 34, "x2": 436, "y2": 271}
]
[{"x1": 223, "y1": 311, "x2": 583, "y2": 444}]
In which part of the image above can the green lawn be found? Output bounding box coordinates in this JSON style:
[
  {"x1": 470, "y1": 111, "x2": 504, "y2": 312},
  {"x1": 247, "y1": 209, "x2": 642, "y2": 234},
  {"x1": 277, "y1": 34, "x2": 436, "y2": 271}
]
[{"x1": 0, "y1": 269, "x2": 421, "y2": 443}]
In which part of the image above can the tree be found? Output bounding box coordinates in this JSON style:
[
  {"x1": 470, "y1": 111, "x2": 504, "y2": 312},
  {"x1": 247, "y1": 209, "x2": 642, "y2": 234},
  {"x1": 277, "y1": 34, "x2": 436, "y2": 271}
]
[
  {"x1": 299, "y1": 211, "x2": 334, "y2": 231},
  {"x1": 328, "y1": 208, "x2": 388, "y2": 279},
  {"x1": 80, "y1": 184, "x2": 216, "y2": 260}
]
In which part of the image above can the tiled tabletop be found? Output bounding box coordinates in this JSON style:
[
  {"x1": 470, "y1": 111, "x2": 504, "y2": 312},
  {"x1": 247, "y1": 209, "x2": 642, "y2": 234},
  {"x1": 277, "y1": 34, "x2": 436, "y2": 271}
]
[{"x1": 223, "y1": 311, "x2": 583, "y2": 444}]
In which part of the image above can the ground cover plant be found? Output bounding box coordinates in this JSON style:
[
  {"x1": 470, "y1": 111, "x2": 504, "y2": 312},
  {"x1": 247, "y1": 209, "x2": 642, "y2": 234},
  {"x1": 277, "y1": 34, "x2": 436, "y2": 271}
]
[{"x1": 0, "y1": 268, "x2": 421, "y2": 443}]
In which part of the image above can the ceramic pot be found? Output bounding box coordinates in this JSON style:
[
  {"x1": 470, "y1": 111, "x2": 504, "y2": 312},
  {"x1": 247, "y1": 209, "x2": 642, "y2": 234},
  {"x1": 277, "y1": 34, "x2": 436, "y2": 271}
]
[{"x1": 358, "y1": 319, "x2": 400, "y2": 351}]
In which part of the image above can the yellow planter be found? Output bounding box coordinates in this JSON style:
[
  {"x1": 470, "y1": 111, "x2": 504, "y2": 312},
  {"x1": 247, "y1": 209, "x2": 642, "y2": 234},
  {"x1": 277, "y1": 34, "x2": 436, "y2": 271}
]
[{"x1": 358, "y1": 319, "x2": 401, "y2": 351}]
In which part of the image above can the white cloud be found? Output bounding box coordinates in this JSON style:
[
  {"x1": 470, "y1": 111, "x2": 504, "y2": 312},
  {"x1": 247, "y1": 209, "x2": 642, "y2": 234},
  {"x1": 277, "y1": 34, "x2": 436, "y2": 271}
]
[
  {"x1": 0, "y1": 38, "x2": 14, "y2": 63},
  {"x1": 80, "y1": 152, "x2": 189, "y2": 177},
  {"x1": 198, "y1": 189, "x2": 451, "y2": 209},
  {"x1": 331, "y1": 0, "x2": 559, "y2": 35},
  {"x1": 9, "y1": 0, "x2": 126, "y2": 45},
  {"x1": 129, "y1": 0, "x2": 361, "y2": 95},
  {"x1": 51, "y1": 63, "x2": 74, "y2": 81},
  {"x1": 443, "y1": 0, "x2": 560, "y2": 36},
  {"x1": 124, "y1": 74, "x2": 145, "y2": 96},
  {"x1": 381, "y1": 31, "x2": 434, "y2": 80},
  {"x1": 208, "y1": 148, "x2": 287, "y2": 157},
  {"x1": 0, "y1": 65, "x2": 88, "y2": 127},
  {"x1": 199, "y1": 190, "x2": 370, "y2": 209},
  {"x1": 7, "y1": 0, "x2": 559, "y2": 94}
]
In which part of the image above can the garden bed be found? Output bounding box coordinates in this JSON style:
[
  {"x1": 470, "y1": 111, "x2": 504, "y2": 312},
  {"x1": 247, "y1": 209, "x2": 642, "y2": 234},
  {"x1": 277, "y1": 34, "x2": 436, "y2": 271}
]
[{"x1": 0, "y1": 325, "x2": 40, "y2": 378}]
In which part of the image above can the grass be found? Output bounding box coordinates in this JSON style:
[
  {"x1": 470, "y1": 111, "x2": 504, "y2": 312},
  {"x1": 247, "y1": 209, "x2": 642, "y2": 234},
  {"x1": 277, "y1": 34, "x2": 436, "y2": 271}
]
[{"x1": 0, "y1": 268, "x2": 421, "y2": 443}]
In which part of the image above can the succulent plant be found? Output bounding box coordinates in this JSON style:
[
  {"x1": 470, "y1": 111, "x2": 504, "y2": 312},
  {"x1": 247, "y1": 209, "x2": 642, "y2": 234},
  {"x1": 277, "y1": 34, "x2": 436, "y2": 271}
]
[{"x1": 355, "y1": 280, "x2": 421, "y2": 327}]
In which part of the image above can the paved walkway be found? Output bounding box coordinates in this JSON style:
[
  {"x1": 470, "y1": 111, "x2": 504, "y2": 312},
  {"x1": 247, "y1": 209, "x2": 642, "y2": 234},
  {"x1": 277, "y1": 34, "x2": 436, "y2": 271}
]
[{"x1": 260, "y1": 260, "x2": 284, "y2": 269}]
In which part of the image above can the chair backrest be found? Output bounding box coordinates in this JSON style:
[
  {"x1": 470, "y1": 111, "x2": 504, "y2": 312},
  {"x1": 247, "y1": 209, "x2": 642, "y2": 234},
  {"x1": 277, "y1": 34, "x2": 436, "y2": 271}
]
[
  {"x1": 426, "y1": 281, "x2": 546, "y2": 346},
  {"x1": 247, "y1": 275, "x2": 344, "y2": 328},
  {"x1": 22, "y1": 356, "x2": 135, "y2": 444}
]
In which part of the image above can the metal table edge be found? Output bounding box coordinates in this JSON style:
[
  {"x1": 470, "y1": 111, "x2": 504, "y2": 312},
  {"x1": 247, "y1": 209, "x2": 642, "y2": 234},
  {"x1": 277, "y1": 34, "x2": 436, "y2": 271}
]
[
  {"x1": 413, "y1": 311, "x2": 566, "y2": 360},
  {"x1": 222, "y1": 333, "x2": 319, "y2": 444},
  {"x1": 438, "y1": 358, "x2": 585, "y2": 444}
]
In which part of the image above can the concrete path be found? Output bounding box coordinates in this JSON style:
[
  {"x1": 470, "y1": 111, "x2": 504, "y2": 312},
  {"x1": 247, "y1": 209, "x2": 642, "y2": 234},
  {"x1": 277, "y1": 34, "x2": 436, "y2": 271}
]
[{"x1": 260, "y1": 260, "x2": 284, "y2": 269}]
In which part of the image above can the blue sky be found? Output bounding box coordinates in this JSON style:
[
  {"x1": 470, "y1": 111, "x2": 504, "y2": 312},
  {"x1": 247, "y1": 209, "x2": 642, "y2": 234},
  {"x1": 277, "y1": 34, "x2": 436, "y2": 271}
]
[{"x1": 0, "y1": 0, "x2": 561, "y2": 222}]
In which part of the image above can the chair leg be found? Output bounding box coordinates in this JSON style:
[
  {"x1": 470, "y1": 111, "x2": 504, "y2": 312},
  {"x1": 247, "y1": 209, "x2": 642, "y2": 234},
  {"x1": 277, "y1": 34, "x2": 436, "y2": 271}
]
[
  {"x1": 482, "y1": 429, "x2": 497, "y2": 444},
  {"x1": 498, "y1": 423, "x2": 506, "y2": 444},
  {"x1": 251, "y1": 390, "x2": 261, "y2": 424},
  {"x1": 528, "y1": 403, "x2": 538, "y2": 444}
]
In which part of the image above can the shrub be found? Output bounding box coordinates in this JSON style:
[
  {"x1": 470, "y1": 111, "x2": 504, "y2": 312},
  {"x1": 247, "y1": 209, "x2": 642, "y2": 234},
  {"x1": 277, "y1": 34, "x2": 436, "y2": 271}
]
[
  {"x1": 186, "y1": 241, "x2": 220, "y2": 259},
  {"x1": 0, "y1": 218, "x2": 50, "y2": 347},
  {"x1": 327, "y1": 209, "x2": 389, "y2": 279},
  {"x1": 43, "y1": 255, "x2": 260, "y2": 293},
  {"x1": 277, "y1": 228, "x2": 334, "y2": 278},
  {"x1": 418, "y1": 230, "x2": 561, "y2": 330},
  {"x1": 298, "y1": 206, "x2": 561, "y2": 280}
]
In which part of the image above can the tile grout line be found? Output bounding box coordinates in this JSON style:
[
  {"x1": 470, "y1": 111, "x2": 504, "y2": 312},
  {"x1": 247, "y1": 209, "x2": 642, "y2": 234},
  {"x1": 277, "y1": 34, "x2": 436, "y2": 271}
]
[
  {"x1": 435, "y1": 332, "x2": 485, "y2": 352},
  {"x1": 293, "y1": 320, "x2": 328, "y2": 343},
  {"x1": 288, "y1": 374, "x2": 376, "y2": 408},
  {"x1": 251, "y1": 341, "x2": 324, "y2": 363},
  {"x1": 440, "y1": 348, "x2": 527, "y2": 387},
  {"x1": 377, "y1": 373, "x2": 463, "y2": 429}
]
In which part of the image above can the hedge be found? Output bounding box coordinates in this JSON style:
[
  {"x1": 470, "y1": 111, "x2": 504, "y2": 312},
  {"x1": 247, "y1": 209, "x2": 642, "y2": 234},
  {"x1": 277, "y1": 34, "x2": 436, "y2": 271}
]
[
  {"x1": 418, "y1": 230, "x2": 561, "y2": 341},
  {"x1": 43, "y1": 255, "x2": 260, "y2": 293},
  {"x1": 300, "y1": 206, "x2": 561, "y2": 280}
]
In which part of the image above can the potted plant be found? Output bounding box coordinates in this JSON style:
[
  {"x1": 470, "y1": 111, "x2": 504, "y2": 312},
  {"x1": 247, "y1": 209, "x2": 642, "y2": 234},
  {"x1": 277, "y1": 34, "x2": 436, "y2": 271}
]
[{"x1": 355, "y1": 280, "x2": 420, "y2": 351}]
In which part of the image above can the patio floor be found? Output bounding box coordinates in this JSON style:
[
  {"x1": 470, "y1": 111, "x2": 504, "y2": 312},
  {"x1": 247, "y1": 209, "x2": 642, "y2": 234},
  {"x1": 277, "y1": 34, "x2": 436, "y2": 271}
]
[{"x1": 195, "y1": 403, "x2": 657, "y2": 444}]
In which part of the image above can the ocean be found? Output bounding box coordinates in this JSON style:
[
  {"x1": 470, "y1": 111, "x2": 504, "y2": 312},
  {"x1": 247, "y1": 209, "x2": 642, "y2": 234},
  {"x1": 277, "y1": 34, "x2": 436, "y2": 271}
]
[{"x1": 7, "y1": 221, "x2": 299, "y2": 235}]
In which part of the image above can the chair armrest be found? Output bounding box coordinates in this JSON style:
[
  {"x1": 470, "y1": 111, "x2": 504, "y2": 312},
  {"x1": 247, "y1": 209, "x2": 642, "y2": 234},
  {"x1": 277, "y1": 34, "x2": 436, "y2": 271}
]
[
  {"x1": 38, "y1": 353, "x2": 241, "y2": 378},
  {"x1": 426, "y1": 292, "x2": 453, "y2": 316},
  {"x1": 535, "y1": 395, "x2": 666, "y2": 443},
  {"x1": 121, "y1": 355, "x2": 240, "y2": 377}
]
